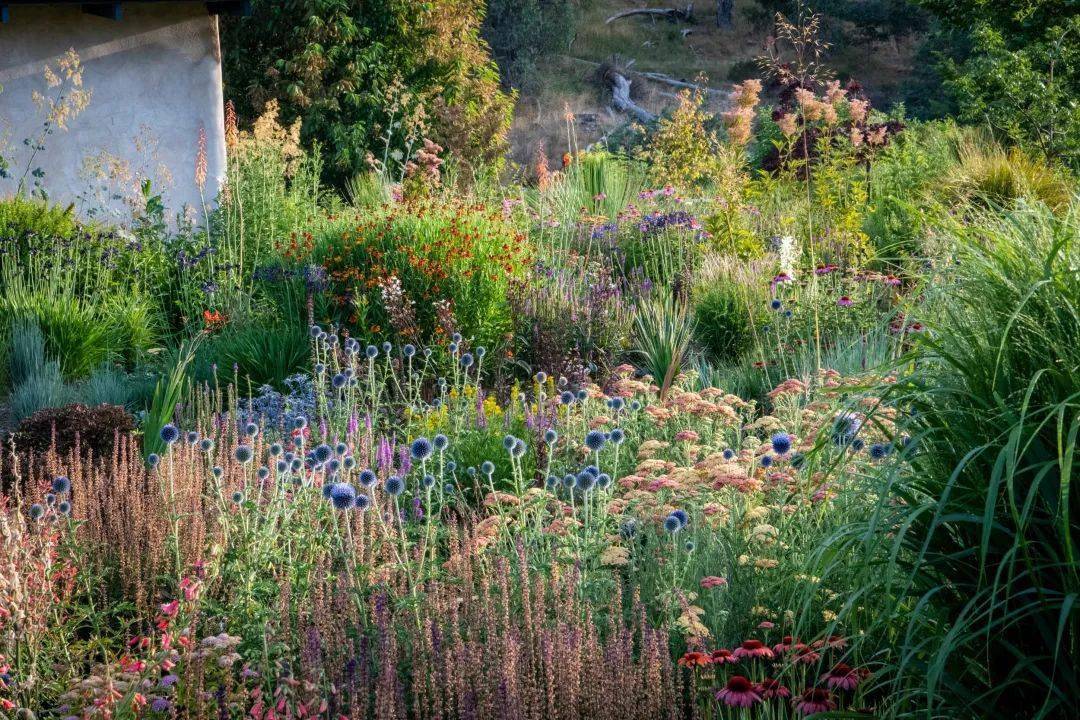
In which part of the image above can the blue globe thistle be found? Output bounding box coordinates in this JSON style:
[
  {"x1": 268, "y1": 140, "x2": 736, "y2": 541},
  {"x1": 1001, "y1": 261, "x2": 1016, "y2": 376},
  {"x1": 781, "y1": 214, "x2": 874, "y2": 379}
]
[
  {"x1": 770, "y1": 433, "x2": 792, "y2": 455},
  {"x1": 476, "y1": 346, "x2": 486, "y2": 358},
  {"x1": 257, "y1": 467, "x2": 271, "y2": 481},
  {"x1": 444, "y1": 483, "x2": 455, "y2": 495},
  {"x1": 620, "y1": 519, "x2": 638, "y2": 539},
  {"x1": 234, "y1": 444, "x2": 255, "y2": 464},
  {"x1": 671, "y1": 509, "x2": 689, "y2": 527},
  {"x1": 327, "y1": 334, "x2": 340, "y2": 347},
  {"x1": 58, "y1": 500, "x2": 71, "y2": 515},
  {"x1": 460, "y1": 353, "x2": 474, "y2": 368},
  {"x1": 284, "y1": 452, "x2": 295, "y2": 462},
  {"x1": 212, "y1": 466, "x2": 224, "y2": 478},
  {"x1": 332, "y1": 373, "x2": 348, "y2": 389},
  {"x1": 290, "y1": 458, "x2": 303, "y2": 472},
  {"x1": 663, "y1": 514, "x2": 682, "y2": 534},
  {"x1": 630, "y1": 400, "x2": 642, "y2": 411},
  {"x1": 422, "y1": 473, "x2": 436, "y2": 489},
  {"x1": 269, "y1": 443, "x2": 283, "y2": 456},
  {"x1": 559, "y1": 391, "x2": 574, "y2": 405},
  {"x1": 335, "y1": 442, "x2": 348, "y2": 456},
  {"x1": 321, "y1": 483, "x2": 335, "y2": 499},
  {"x1": 869, "y1": 442, "x2": 891, "y2": 460},
  {"x1": 382, "y1": 341, "x2": 392, "y2": 355},
  {"x1": 45, "y1": 492, "x2": 56, "y2": 505},
  {"x1": 534, "y1": 371, "x2": 547, "y2": 384},
  {"x1": 424, "y1": 347, "x2": 433, "y2": 358},
  {"x1": 314, "y1": 444, "x2": 334, "y2": 463},
  {"x1": 467, "y1": 466, "x2": 477, "y2": 477},
  {"x1": 232, "y1": 491, "x2": 244, "y2": 504},
  {"x1": 597, "y1": 473, "x2": 612, "y2": 490},
  {"x1": 770, "y1": 299, "x2": 783, "y2": 311},
  {"x1": 611, "y1": 397, "x2": 626, "y2": 411},
  {"x1": 200, "y1": 438, "x2": 215, "y2": 452},
  {"x1": 313, "y1": 363, "x2": 326, "y2": 375},
  {"x1": 403, "y1": 344, "x2": 416, "y2": 358},
  {"x1": 29, "y1": 503, "x2": 45, "y2": 520},
  {"x1": 445, "y1": 460, "x2": 457, "y2": 472},
  {"x1": 851, "y1": 438, "x2": 866, "y2": 452},
  {"x1": 576, "y1": 389, "x2": 588, "y2": 401},
  {"x1": 610, "y1": 428, "x2": 625, "y2": 445},
  {"x1": 545, "y1": 475, "x2": 559, "y2": 489},
  {"x1": 330, "y1": 483, "x2": 357, "y2": 510},
  {"x1": 576, "y1": 471, "x2": 597, "y2": 492},
  {"x1": 448, "y1": 342, "x2": 458, "y2": 354},
  {"x1": 365, "y1": 345, "x2": 378, "y2": 359},
  {"x1": 159, "y1": 424, "x2": 180, "y2": 445},
  {"x1": 760, "y1": 454, "x2": 774, "y2": 468},
  {"x1": 343, "y1": 456, "x2": 356, "y2": 470},
  {"x1": 242, "y1": 422, "x2": 258, "y2": 437},
  {"x1": 784, "y1": 309, "x2": 793, "y2": 318},
  {"x1": 186, "y1": 431, "x2": 200, "y2": 445},
  {"x1": 328, "y1": 459, "x2": 341, "y2": 473},
  {"x1": 831, "y1": 413, "x2": 861, "y2": 445},
  {"x1": 502, "y1": 435, "x2": 517, "y2": 451},
  {"x1": 481, "y1": 461, "x2": 495, "y2": 475},
  {"x1": 584, "y1": 430, "x2": 607, "y2": 452},
  {"x1": 385, "y1": 475, "x2": 405, "y2": 496},
  {"x1": 583, "y1": 464, "x2": 600, "y2": 478},
  {"x1": 354, "y1": 494, "x2": 371, "y2": 511},
  {"x1": 276, "y1": 460, "x2": 289, "y2": 473},
  {"x1": 147, "y1": 453, "x2": 161, "y2": 469},
  {"x1": 309, "y1": 324, "x2": 323, "y2": 338},
  {"x1": 562, "y1": 474, "x2": 575, "y2": 488},
  {"x1": 51, "y1": 476, "x2": 70, "y2": 494},
  {"x1": 512, "y1": 439, "x2": 527, "y2": 458},
  {"x1": 293, "y1": 416, "x2": 308, "y2": 430},
  {"x1": 544, "y1": 429, "x2": 558, "y2": 444},
  {"x1": 685, "y1": 541, "x2": 696, "y2": 552},
  {"x1": 452, "y1": 332, "x2": 462, "y2": 344},
  {"x1": 410, "y1": 437, "x2": 434, "y2": 461}
]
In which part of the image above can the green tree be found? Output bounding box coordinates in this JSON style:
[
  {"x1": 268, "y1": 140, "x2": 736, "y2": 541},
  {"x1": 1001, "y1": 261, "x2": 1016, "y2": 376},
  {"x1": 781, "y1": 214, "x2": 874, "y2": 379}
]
[
  {"x1": 222, "y1": 0, "x2": 513, "y2": 186},
  {"x1": 482, "y1": 0, "x2": 575, "y2": 90}
]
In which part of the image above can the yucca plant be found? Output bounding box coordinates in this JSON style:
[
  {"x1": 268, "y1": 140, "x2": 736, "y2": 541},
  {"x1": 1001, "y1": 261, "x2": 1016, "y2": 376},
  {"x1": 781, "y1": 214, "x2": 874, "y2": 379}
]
[{"x1": 633, "y1": 295, "x2": 695, "y2": 398}]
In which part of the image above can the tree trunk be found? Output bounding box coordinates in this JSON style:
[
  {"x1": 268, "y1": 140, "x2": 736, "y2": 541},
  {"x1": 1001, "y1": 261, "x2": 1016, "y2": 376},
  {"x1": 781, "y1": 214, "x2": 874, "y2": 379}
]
[{"x1": 716, "y1": 0, "x2": 733, "y2": 28}]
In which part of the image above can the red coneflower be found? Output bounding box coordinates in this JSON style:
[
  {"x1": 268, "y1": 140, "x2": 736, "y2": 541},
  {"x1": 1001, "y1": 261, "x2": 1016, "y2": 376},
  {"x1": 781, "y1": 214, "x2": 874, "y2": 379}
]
[
  {"x1": 710, "y1": 648, "x2": 738, "y2": 665},
  {"x1": 837, "y1": 295, "x2": 854, "y2": 307},
  {"x1": 795, "y1": 688, "x2": 835, "y2": 716},
  {"x1": 757, "y1": 677, "x2": 791, "y2": 700},
  {"x1": 677, "y1": 651, "x2": 712, "y2": 669},
  {"x1": 734, "y1": 639, "x2": 775, "y2": 661},
  {"x1": 773, "y1": 636, "x2": 799, "y2": 655},
  {"x1": 792, "y1": 645, "x2": 821, "y2": 665},
  {"x1": 716, "y1": 675, "x2": 761, "y2": 708},
  {"x1": 822, "y1": 663, "x2": 861, "y2": 691}
]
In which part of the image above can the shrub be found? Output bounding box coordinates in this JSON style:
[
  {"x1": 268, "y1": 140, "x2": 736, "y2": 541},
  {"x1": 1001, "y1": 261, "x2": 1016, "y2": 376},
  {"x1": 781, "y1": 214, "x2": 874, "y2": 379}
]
[
  {"x1": 693, "y1": 280, "x2": 756, "y2": 363},
  {"x1": 14, "y1": 402, "x2": 135, "y2": 457},
  {"x1": 207, "y1": 321, "x2": 311, "y2": 389}
]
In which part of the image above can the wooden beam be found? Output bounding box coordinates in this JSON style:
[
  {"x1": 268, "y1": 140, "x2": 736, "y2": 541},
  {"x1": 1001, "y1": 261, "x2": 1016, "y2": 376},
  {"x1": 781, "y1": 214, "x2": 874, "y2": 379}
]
[
  {"x1": 82, "y1": 3, "x2": 121, "y2": 20},
  {"x1": 206, "y1": 0, "x2": 251, "y2": 16}
]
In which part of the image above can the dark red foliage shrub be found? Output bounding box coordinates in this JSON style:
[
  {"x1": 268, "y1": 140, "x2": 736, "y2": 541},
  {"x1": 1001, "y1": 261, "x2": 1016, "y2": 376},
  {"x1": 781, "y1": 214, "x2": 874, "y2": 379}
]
[{"x1": 14, "y1": 403, "x2": 136, "y2": 457}]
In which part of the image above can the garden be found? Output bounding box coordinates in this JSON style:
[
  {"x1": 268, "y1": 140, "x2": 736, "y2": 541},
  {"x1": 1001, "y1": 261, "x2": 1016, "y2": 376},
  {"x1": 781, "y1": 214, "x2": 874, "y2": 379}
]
[{"x1": 1, "y1": 4, "x2": 1078, "y2": 720}]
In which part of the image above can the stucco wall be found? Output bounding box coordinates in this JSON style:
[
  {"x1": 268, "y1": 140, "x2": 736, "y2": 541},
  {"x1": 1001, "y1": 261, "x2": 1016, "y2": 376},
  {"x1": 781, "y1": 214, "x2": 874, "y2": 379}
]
[{"x1": 0, "y1": 3, "x2": 226, "y2": 222}]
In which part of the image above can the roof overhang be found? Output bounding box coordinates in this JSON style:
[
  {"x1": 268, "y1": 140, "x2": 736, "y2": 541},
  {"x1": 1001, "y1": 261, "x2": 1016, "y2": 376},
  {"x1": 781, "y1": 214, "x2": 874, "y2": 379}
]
[{"x1": 0, "y1": 1, "x2": 252, "y2": 22}]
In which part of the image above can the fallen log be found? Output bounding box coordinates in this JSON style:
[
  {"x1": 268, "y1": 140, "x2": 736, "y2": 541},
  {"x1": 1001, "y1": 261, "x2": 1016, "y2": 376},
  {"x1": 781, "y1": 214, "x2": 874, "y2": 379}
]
[
  {"x1": 609, "y1": 71, "x2": 656, "y2": 123},
  {"x1": 605, "y1": 5, "x2": 694, "y2": 24},
  {"x1": 639, "y1": 71, "x2": 729, "y2": 96}
]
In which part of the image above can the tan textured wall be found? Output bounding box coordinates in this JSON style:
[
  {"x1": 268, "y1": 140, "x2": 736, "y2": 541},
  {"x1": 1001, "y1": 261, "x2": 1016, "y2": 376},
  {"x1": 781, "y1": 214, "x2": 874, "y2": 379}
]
[{"x1": 0, "y1": 3, "x2": 226, "y2": 222}]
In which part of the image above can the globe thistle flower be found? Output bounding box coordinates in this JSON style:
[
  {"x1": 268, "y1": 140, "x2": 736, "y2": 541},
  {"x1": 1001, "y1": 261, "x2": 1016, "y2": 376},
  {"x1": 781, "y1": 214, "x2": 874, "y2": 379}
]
[
  {"x1": 445, "y1": 460, "x2": 457, "y2": 472},
  {"x1": 596, "y1": 473, "x2": 612, "y2": 490},
  {"x1": 443, "y1": 483, "x2": 455, "y2": 495},
  {"x1": 284, "y1": 452, "x2": 295, "y2": 462},
  {"x1": 620, "y1": 519, "x2": 637, "y2": 539},
  {"x1": 332, "y1": 373, "x2": 348, "y2": 389},
  {"x1": 790, "y1": 452, "x2": 805, "y2": 469},
  {"x1": 610, "y1": 397, "x2": 625, "y2": 411},
  {"x1": 45, "y1": 492, "x2": 56, "y2": 505},
  {"x1": 314, "y1": 444, "x2": 333, "y2": 463},
  {"x1": 355, "y1": 469, "x2": 375, "y2": 487},
  {"x1": 467, "y1": 466, "x2": 477, "y2": 477},
  {"x1": 663, "y1": 514, "x2": 682, "y2": 533},
  {"x1": 58, "y1": 500, "x2": 71, "y2": 515},
  {"x1": 460, "y1": 353, "x2": 474, "y2": 368},
  {"x1": 448, "y1": 342, "x2": 458, "y2": 354},
  {"x1": 159, "y1": 424, "x2": 180, "y2": 445},
  {"x1": 502, "y1": 435, "x2": 517, "y2": 451},
  {"x1": 576, "y1": 389, "x2": 588, "y2": 401},
  {"x1": 51, "y1": 476, "x2": 70, "y2": 494},
  {"x1": 186, "y1": 431, "x2": 200, "y2": 445},
  {"x1": 512, "y1": 439, "x2": 527, "y2": 458},
  {"x1": 723, "y1": 448, "x2": 735, "y2": 460},
  {"x1": 200, "y1": 438, "x2": 215, "y2": 452},
  {"x1": 609, "y1": 428, "x2": 625, "y2": 445},
  {"x1": 770, "y1": 299, "x2": 783, "y2": 311},
  {"x1": 293, "y1": 416, "x2": 308, "y2": 430},
  {"x1": 234, "y1": 444, "x2": 255, "y2": 464},
  {"x1": 328, "y1": 459, "x2": 341, "y2": 473},
  {"x1": 329, "y1": 483, "x2": 357, "y2": 510},
  {"x1": 544, "y1": 429, "x2": 558, "y2": 444},
  {"x1": 385, "y1": 475, "x2": 405, "y2": 496},
  {"x1": 671, "y1": 509, "x2": 688, "y2": 527},
  {"x1": 269, "y1": 443, "x2": 283, "y2": 456},
  {"x1": 584, "y1": 430, "x2": 607, "y2": 452},
  {"x1": 869, "y1": 442, "x2": 891, "y2": 459},
  {"x1": 334, "y1": 442, "x2": 348, "y2": 456},
  {"x1": 212, "y1": 465, "x2": 224, "y2": 478},
  {"x1": 424, "y1": 347, "x2": 433, "y2": 358},
  {"x1": 382, "y1": 341, "x2": 392, "y2": 355},
  {"x1": 321, "y1": 483, "x2": 335, "y2": 499},
  {"x1": 309, "y1": 324, "x2": 323, "y2": 338},
  {"x1": 851, "y1": 438, "x2": 865, "y2": 452},
  {"x1": 534, "y1": 371, "x2": 547, "y2": 384},
  {"x1": 276, "y1": 460, "x2": 289, "y2": 473},
  {"x1": 562, "y1": 474, "x2": 576, "y2": 488},
  {"x1": 403, "y1": 344, "x2": 416, "y2": 358},
  {"x1": 410, "y1": 437, "x2": 434, "y2": 461},
  {"x1": 831, "y1": 413, "x2": 861, "y2": 445},
  {"x1": 685, "y1": 540, "x2": 695, "y2": 551},
  {"x1": 232, "y1": 491, "x2": 244, "y2": 504},
  {"x1": 760, "y1": 454, "x2": 774, "y2": 468},
  {"x1": 343, "y1": 456, "x2": 356, "y2": 470},
  {"x1": 314, "y1": 363, "x2": 326, "y2": 375},
  {"x1": 290, "y1": 458, "x2": 303, "y2": 472},
  {"x1": 354, "y1": 494, "x2": 371, "y2": 511},
  {"x1": 422, "y1": 473, "x2": 436, "y2": 489},
  {"x1": 365, "y1": 345, "x2": 378, "y2": 359},
  {"x1": 770, "y1": 433, "x2": 792, "y2": 455},
  {"x1": 29, "y1": 503, "x2": 45, "y2": 520},
  {"x1": 481, "y1": 461, "x2": 495, "y2": 475},
  {"x1": 630, "y1": 400, "x2": 642, "y2": 411},
  {"x1": 559, "y1": 391, "x2": 575, "y2": 405},
  {"x1": 257, "y1": 466, "x2": 271, "y2": 481},
  {"x1": 452, "y1": 332, "x2": 462, "y2": 344},
  {"x1": 545, "y1": 475, "x2": 559, "y2": 489},
  {"x1": 576, "y1": 471, "x2": 597, "y2": 492},
  {"x1": 147, "y1": 453, "x2": 161, "y2": 469},
  {"x1": 476, "y1": 346, "x2": 486, "y2": 358}
]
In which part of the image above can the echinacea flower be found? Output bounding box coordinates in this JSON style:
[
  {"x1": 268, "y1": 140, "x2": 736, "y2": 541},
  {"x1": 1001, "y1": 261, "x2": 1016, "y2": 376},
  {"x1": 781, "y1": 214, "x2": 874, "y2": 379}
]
[
  {"x1": 757, "y1": 677, "x2": 791, "y2": 699},
  {"x1": 716, "y1": 676, "x2": 761, "y2": 708},
  {"x1": 710, "y1": 648, "x2": 738, "y2": 664},
  {"x1": 837, "y1": 296, "x2": 854, "y2": 307},
  {"x1": 773, "y1": 636, "x2": 799, "y2": 655},
  {"x1": 677, "y1": 651, "x2": 711, "y2": 668},
  {"x1": 822, "y1": 663, "x2": 861, "y2": 691},
  {"x1": 795, "y1": 688, "x2": 835, "y2": 715},
  {"x1": 734, "y1": 639, "x2": 774, "y2": 660}
]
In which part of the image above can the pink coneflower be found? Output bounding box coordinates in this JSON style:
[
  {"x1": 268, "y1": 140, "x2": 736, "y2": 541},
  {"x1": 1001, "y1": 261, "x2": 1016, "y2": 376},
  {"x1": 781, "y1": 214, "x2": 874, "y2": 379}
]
[
  {"x1": 822, "y1": 663, "x2": 861, "y2": 691},
  {"x1": 814, "y1": 264, "x2": 839, "y2": 275},
  {"x1": 734, "y1": 639, "x2": 775, "y2": 660},
  {"x1": 758, "y1": 620, "x2": 775, "y2": 629},
  {"x1": 811, "y1": 635, "x2": 848, "y2": 650},
  {"x1": 701, "y1": 575, "x2": 728, "y2": 590},
  {"x1": 710, "y1": 648, "x2": 738, "y2": 665},
  {"x1": 757, "y1": 677, "x2": 791, "y2": 700},
  {"x1": 792, "y1": 645, "x2": 821, "y2": 665},
  {"x1": 716, "y1": 676, "x2": 761, "y2": 708},
  {"x1": 795, "y1": 688, "x2": 836, "y2": 715},
  {"x1": 773, "y1": 635, "x2": 799, "y2": 655},
  {"x1": 884, "y1": 274, "x2": 902, "y2": 286},
  {"x1": 837, "y1": 295, "x2": 854, "y2": 307}
]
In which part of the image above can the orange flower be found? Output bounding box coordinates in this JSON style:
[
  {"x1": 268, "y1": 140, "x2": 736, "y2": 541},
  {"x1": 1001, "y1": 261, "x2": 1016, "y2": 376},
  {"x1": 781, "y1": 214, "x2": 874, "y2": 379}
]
[{"x1": 678, "y1": 651, "x2": 712, "y2": 668}]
